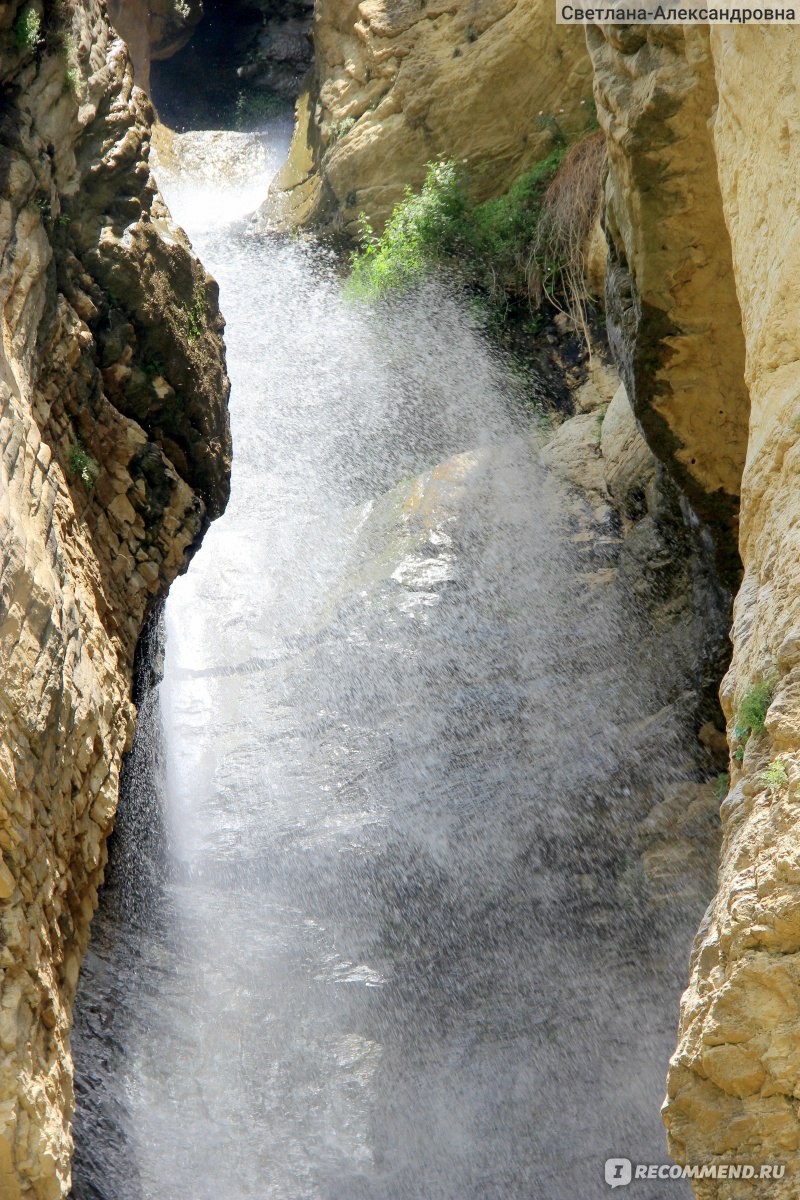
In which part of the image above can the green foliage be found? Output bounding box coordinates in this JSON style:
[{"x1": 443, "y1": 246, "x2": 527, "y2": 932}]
[
  {"x1": 330, "y1": 116, "x2": 356, "y2": 142},
  {"x1": 759, "y1": 759, "x2": 789, "y2": 790},
  {"x1": 346, "y1": 151, "x2": 565, "y2": 306},
  {"x1": 14, "y1": 7, "x2": 42, "y2": 51},
  {"x1": 67, "y1": 442, "x2": 99, "y2": 490},
  {"x1": 141, "y1": 353, "x2": 165, "y2": 380},
  {"x1": 63, "y1": 63, "x2": 80, "y2": 98},
  {"x1": 468, "y1": 148, "x2": 567, "y2": 300},
  {"x1": 734, "y1": 675, "x2": 776, "y2": 744},
  {"x1": 183, "y1": 288, "x2": 205, "y2": 342},
  {"x1": 714, "y1": 772, "x2": 729, "y2": 800},
  {"x1": 346, "y1": 161, "x2": 472, "y2": 301}
]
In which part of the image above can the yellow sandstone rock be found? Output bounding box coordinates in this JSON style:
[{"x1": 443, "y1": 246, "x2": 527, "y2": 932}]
[
  {"x1": 589, "y1": 23, "x2": 800, "y2": 1195},
  {"x1": 263, "y1": 0, "x2": 594, "y2": 234}
]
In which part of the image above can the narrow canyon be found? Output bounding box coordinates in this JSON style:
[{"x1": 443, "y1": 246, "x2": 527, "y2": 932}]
[{"x1": 1, "y1": 4, "x2": 799, "y2": 1199}]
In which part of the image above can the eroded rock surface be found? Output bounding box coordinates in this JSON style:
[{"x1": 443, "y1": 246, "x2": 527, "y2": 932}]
[
  {"x1": 108, "y1": 0, "x2": 204, "y2": 91},
  {"x1": 663, "y1": 31, "x2": 800, "y2": 1197},
  {"x1": 589, "y1": 24, "x2": 800, "y2": 1197},
  {"x1": 0, "y1": 2, "x2": 230, "y2": 1195},
  {"x1": 587, "y1": 24, "x2": 749, "y2": 587},
  {"x1": 262, "y1": 0, "x2": 595, "y2": 234}
]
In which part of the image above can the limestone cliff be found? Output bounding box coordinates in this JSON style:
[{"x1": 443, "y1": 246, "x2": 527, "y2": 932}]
[
  {"x1": 587, "y1": 25, "x2": 749, "y2": 588},
  {"x1": 261, "y1": 0, "x2": 595, "y2": 234},
  {"x1": 588, "y1": 25, "x2": 800, "y2": 1196},
  {"x1": 0, "y1": 2, "x2": 230, "y2": 1196}
]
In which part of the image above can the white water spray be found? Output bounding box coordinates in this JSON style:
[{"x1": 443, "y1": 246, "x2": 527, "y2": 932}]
[{"x1": 72, "y1": 125, "x2": 699, "y2": 1200}]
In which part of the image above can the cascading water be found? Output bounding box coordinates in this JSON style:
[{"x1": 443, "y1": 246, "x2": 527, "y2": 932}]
[{"x1": 71, "y1": 124, "x2": 706, "y2": 1199}]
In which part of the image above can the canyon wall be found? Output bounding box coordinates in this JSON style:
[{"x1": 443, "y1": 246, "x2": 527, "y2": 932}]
[
  {"x1": 0, "y1": 2, "x2": 230, "y2": 1196},
  {"x1": 588, "y1": 24, "x2": 800, "y2": 1197},
  {"x1": 3, "y1": 0, "x2": 799, "y2": 1193},
  {"x1": 106, "y1": 0, "x2": 203, "y2": 91},
  {"x1": 261, "y1": 0, "x2": 595, "y2": 235}
]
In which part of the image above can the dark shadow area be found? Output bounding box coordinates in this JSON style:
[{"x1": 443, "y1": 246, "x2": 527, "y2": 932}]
[
  {"x1": 151, "y1": 0, "x2": 312, "y2": 130},
  {"x1": 70, "y1": 607, "x2": 170, "y2": 1200}
]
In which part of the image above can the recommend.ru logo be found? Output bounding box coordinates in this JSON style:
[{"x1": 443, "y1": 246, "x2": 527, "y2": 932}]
[{"x1": 604, "y1": 1157, "x2": 786, "y2": 1186}]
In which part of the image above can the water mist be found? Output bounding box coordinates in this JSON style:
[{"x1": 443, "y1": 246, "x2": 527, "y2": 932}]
[{"x1": 71, "y1": 125, "x2": 704, "y2": 1200}]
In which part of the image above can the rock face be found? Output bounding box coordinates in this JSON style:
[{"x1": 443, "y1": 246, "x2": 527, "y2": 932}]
[
  {"x1": 107, "y1": 0, "x2": 204, "y2": 91},
  {"x1": 214, "y1": 0, "x2": 314, "y2": 101},
  {"x1": 587, "y1": 25, "x2": 749, "y2": 588},
  {"x1": 0, "y1": 2, "x2": 230, "y2": 1196},
  {"x1": 262, "y1": 0, "x2": 595, "y2": 234},
  {"x1": 588, "y1": 25, "x2": 800, "y2": 1195}
]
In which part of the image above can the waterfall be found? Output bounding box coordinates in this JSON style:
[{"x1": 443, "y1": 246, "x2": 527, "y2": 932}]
[{"x1": 71, "y1": 124, "x2": 701, "y2": 1200}]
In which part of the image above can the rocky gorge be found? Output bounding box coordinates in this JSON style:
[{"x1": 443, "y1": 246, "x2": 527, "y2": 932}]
[{"x1": 1, "y1": 2, "x2": 800, "y2": 1198}]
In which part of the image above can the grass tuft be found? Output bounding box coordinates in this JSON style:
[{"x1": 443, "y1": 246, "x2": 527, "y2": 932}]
[
  {"x1": 734, "y1": 675, "x2": 776, "y2": 743},
  {"x1": 759, "y1": 759, "x2": 789, "y2": 790}
]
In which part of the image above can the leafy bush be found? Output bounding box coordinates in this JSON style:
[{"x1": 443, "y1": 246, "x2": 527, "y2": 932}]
[
  {"x1": 63, "y1": 63, "x2": 81, "y2": 98},
  {"x1": 347, "y1": 161, "x2": 472, "y2": 301},
  {"x1": 734, "y1": 675, "x2": 777, "y2": 743},
  {"x1": 759, "y1": 760, "x2": 789, "y2": 790},
  {"x1": 14, "y1": 7, "x2": 41, "y2": 51},
  {"x1": 68, "y1": 442, "x2": 99, "y2": 490},
  {"x1": 330, "y1": 116, "x2": 356, "y2": 142},
  {"x1": 467, "y1": 149, "x2": 566, "y2": 300},
  {"x1": 346, "y1": 132, "x2": 606, "y2": 334},
  {"x1": 183, "y1": 288, "x2": 205, "y2": 342}
]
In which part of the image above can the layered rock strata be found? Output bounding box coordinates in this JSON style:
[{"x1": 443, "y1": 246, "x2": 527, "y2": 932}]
[{"x1": 0, "y1": 2, "x2": 230, "y2": 1195}]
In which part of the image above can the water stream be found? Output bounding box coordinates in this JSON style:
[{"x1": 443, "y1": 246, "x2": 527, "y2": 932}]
[{"x1": 71, "y1": 125, "x2": 701, "y2": 1199}]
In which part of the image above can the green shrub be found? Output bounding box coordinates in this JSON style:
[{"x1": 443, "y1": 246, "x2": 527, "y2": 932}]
[
  {"x1": 14, "y1": 7, "x2": 41, "y2": 51},
  {"x1": 141, "y1": 353, "x2": 165, "y2": 380},
  {"x1": 346, "y1": 160, "x2": 472, "y2": 301},
  {"x1": 345, "y1": 131, "x2": 605, "y2": 335},
  {"x1": 63, "y1": 63, "x2": 80, "y2": 98},
  {"x1": 183, "y1": 288, "x2": 205, "y2": 342},
  {"x1": 346, "y1": 155, "x2": 563, "y2": 303},
  {"x1": 759, "y1": 759, "x2": 789, "y2": 790},
  {"x1": 714, "y1": 772, "x2": 729, "y2": 800},
  {"x1": 67, "y1": 442, "x2": 99, "y2": 490},
  {"x1": 330, "y1": 115, "x2": 356, "y2": 142},
  {"x1": 734, "y1": 675, "x2": 776, "y2": 743},
  {"x1": 467, "y1": 149, "x2": 566, "y2": 299}
]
